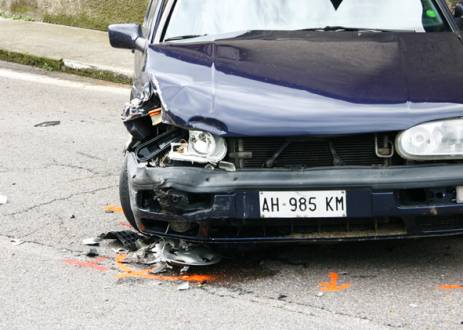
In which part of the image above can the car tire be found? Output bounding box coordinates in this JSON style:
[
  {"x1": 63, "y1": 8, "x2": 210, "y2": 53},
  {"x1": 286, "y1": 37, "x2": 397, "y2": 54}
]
[{"x1": 119, "y1": 155, "x2": 139, "y2": 231}]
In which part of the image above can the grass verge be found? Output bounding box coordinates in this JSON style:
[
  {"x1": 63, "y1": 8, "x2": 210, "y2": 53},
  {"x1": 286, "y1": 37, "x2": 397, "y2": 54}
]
[{"x1": 0, "y1": 49, "x2": 131, "y2": 84}]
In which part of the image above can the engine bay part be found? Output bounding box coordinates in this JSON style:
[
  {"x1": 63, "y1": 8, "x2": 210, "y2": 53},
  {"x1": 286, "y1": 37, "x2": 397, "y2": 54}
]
[
  {"x1": 149, "y1": 108, "x2": 162, "y2": 126},
  {"x1": 168, "y1": 130, "x2": 227, "y2": 164},
  {"x1": 135, "y1": 129, "x2": 184, "y2": 162},
  {"x1": 226, "y1": 133, "x2": 403, "y2": 169}
]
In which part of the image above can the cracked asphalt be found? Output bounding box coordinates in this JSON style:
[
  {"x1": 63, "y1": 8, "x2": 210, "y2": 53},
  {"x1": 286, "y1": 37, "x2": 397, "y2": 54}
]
[{"x1": 1, "y1": 61, "x2": 463, "y2": 329}]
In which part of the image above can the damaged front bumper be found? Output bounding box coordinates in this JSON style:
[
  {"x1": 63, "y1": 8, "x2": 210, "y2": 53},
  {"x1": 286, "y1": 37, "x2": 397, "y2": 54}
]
[{"x1": 126, "y1": 153, "x2": 463, "y2": 243}]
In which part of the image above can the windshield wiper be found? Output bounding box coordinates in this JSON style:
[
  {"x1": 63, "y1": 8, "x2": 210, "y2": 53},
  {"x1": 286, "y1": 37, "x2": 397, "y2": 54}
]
[
  {"x1": 298, "y1": 26, "x2": 411, "y2": 32},
  {"x1": 164, "y1": 34, "x2": 207, "y2": 42}
]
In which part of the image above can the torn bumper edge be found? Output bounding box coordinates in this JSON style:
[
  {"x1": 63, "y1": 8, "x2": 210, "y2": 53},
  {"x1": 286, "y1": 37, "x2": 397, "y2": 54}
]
[{"x1": 126, "y1": 152, "x2": 463, "y2": 242}]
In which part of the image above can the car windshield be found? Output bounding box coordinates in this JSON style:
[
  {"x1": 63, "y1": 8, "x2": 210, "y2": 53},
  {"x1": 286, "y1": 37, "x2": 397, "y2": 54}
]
[{"x1": 164, "y1": 0, "x2": 449, "y2": 41}]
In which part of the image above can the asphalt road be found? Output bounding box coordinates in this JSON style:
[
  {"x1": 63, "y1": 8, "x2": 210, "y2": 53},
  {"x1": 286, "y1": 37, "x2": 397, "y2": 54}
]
[{"x1": 1, "y1": 61, "x2": 463, "y2": 329}]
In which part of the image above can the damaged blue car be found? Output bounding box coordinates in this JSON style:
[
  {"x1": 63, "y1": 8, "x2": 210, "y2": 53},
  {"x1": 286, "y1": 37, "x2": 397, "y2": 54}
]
[{"x1": 109, "y1": 0, "x2": 463, "y2": 243}]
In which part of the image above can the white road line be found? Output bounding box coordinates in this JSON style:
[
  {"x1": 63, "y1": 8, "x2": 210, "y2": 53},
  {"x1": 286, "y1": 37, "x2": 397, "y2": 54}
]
[{"x1": 0, "y1": 68, "x2": 129, "y2": 95}]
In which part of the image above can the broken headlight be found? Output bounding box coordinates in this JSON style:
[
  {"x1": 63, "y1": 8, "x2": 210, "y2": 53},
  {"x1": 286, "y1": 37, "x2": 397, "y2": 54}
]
[
  {"x1": 396, "y1": 119, "x2": 463, "y2": 160},
  {"x1": 169, "y1": 130, "x2": 227, "y2": 164}
]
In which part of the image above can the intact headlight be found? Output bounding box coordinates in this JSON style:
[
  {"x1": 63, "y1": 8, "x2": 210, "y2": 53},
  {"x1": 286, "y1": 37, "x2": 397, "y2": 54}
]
[{"x1": 396, "y1": 119, "x2": 463, "y2": 160}]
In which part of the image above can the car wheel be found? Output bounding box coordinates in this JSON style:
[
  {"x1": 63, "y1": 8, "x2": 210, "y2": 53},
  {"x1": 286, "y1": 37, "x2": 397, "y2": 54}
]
[{"x1": 119, "y1": 155, "x2": 138, "y2": 231}]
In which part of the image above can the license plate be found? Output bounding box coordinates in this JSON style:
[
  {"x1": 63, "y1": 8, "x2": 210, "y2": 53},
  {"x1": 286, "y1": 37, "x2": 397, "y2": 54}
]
[{"x1": 259, "y1": 191, "x2": 347, "y2": 218}]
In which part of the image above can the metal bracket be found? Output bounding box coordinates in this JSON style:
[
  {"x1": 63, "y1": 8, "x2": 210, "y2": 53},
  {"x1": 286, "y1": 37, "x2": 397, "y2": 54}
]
[{"x1": 375, "y1": 134, "x2": 395, "y2": 158}]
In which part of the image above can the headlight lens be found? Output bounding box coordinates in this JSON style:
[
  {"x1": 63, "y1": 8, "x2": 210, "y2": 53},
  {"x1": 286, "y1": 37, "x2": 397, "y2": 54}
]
[
  {"x1": 190, "y1": 131, "x2": 217, "y2": 156},
  {"x1": 188, "y1": 130, "x2": 227, "y2": 162},
  {"x1": 396, "y1": 119, "x2": 463, "y2": 160}
]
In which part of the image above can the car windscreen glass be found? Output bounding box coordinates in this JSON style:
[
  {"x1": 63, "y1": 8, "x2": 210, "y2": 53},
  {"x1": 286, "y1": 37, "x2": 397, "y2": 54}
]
[{"x1": 164, "y1": 0, "x2": 449, "y2": 41}]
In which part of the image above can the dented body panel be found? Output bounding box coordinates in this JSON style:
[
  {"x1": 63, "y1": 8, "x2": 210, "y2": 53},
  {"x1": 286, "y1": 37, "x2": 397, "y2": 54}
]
[{"x1": 147, "y1": 31, "x2": 463, "y2": 136}]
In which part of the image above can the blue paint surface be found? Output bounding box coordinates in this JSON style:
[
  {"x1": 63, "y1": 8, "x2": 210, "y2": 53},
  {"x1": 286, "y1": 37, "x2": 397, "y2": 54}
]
[{"x1": 146, "y1": 31, "x2": 463, "y2": 137}]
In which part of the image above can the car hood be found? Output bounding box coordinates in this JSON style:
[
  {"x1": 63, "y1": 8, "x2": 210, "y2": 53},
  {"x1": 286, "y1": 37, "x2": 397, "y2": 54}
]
[{"x1": 147, "y1": 30, "x2": 463, "y2": 137}]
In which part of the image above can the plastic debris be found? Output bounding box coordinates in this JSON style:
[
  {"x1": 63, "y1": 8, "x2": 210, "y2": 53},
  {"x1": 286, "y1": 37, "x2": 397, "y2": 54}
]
[
  {"x1": 149, "y1": 263, "x2": 168, "y2": 275},
  {"x1": 159, "y1": 241, "x2": 222, "y2": 267},
  {"x1": 82, "y1": 237, "x2": 102, "y2": 246},
  {"x1": 113, "y1": 248, "x2": 129, "y2": 254},
  {"x1": 10, "y1": 239, "x2": 24, "y2": 246},
  {"x1": 86, "y1": 248, "x2": 99, "y2": 258},
  {"x1": 0, "y1": 195, "x2": 7, "y2": 205},
  {"x1": 99, "y1": 231, "x2": 144, "y2": 251},
  {"x1": 104, "y1": 205, "x2": 124, "y2": 214},
  {"x1": 177, "y1": 282, "x2": 190, "y2": 291},
  {"x1": 94, "y1": 230, "x2": 222, "y2": 284},
  {"x1": 100, "y1": 231, "x2": 221, "y2": 267},
  {"x1": 34, "y1": 121, "x2": 61, "y2": 127}
]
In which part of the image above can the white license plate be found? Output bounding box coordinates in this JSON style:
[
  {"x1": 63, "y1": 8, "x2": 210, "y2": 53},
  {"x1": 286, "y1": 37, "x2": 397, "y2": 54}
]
[{"x1": 259, "y1": 191, "x2": 347, "y2": 218}]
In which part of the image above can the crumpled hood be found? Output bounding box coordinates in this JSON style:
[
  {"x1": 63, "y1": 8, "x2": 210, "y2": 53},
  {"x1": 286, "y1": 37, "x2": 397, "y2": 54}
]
[{"x1": 147, "y1": 30, "x2": 463, "y2": 136}]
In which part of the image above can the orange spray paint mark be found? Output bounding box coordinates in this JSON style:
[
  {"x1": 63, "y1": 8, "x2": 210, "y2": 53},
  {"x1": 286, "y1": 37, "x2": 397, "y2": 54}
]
[
  {"x1": 440, "y1": 284, "x2": 463, "y2": 290},
  {"x1": 115, "y1": 254, "x2": 217, "y2": 283},
  {"x1": 104, "y1": 205, "x2": 124, "y2": 214},
  {"x1": 319, "y1": 272, "x2": 351, "y2": 292},
  {"x1": 64, "y1": 257, "x2": 109, "y2": 272}
]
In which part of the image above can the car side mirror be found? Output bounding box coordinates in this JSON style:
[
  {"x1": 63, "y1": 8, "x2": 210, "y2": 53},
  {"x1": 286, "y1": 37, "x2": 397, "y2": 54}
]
[
  {"x1": 455, "y1": 1, "x2": 463, "y2": 17},
  {"x1": 108, "y1": 24, "x2": 147, "y2": 51}
]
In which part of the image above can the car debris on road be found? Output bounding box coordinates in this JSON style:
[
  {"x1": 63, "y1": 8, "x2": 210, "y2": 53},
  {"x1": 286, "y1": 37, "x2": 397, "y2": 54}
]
[
  {"x1": 82, "y1": 237, "x2": 102, "y2": 246},
  {"x1": 34, "y1": 121, "x2": 61, "y2": 128},
  {"x1": 10, "y1": 239, "x2": 24, "y2": 246},
  {"x1": 0, "y1": 195, "x2": 8, "y2": 205},
  {"x1": 177, "y1": 282, "x2": 190, "y2": 291},
  {"x1": 83, "y1": 230, "x2": 222, "y2": 278}
]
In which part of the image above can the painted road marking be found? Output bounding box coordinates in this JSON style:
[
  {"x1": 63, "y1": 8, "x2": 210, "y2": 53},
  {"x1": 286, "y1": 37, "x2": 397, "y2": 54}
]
[
  {"x1": 104, "y1": 204, "x2": 124, "y2": 214},
  {"x1": 0, "y1": 68, "x2": 129, "y2": 95},
  {"x1": 64, "y1": 257, "x2": 109, "y2": 272},
  {"x1": 115, "y1": 254, "x2": 216, "y2": 283},
  {"x1": 320, "y1": 272, "x2": 351, "y2": 292},
  {"x1": 440, "y1": 284, "x2": 463, "y2": 290}
]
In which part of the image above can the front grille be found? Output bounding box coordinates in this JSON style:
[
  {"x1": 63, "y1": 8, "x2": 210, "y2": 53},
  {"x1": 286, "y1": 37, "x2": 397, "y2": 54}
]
[{"x1": 227, "y1": 134, "x2": 403, "y2": 169}]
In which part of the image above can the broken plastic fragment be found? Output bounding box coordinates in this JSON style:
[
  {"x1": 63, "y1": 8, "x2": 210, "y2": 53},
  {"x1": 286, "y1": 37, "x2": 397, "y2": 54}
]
[
  {"x1": 113, "y1": 248, "x2": 129, "y2": 254},
  {"x1": 82, "y1": 237, "x2": 102, "y2": 246},
  {"x1": 34, "y1": 121, "x2": 61, "y2": 128},
  {"x1": 115, "y1": 254, "x2": 217, "y2": 283},
  {"x1": 99, "y1": 231, "x2": 144, "y2": 251},
  {"x1": 10, "y1": 239, "x2": 24, "y2": 246},
  {"x1": 0, "y1": 195, "x2": 8, "y2": 205},
  {"x1": 162, "y1": 245, "x2": 222, "y2": 267},
  {"x1": 149, "y1": 263, "x2": 168, "y2": 275},
  {"x1": 218, "y1": 161, "x2": 236, "y2": 172},
  {"x1": 177, "y1": 282, "x2": 190, "y2": 291},
  {"x1": 104, "y1": 205, "x2": 124, "y2": 214},
  {"x1": 86, "y1": 248, "x2": 99, "y2": 258},
  {"x1": 149, "y1": 107, "x2": 162, "y2": 126}
]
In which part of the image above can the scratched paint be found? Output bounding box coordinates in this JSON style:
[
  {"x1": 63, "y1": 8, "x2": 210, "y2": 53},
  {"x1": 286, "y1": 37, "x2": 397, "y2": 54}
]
[
  {"x1": 319, "y1": 272, "x2": 351, "y2": 292},
  {"x1": 64, "y1": 257, "x2": 109, "y2": 272},
  {"x1": 115, "y1": 254, "x2": 217, "y2": 283}
]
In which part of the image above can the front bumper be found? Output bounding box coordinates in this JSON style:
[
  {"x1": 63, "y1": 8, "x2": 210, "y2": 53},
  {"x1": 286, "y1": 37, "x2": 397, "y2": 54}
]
[{"x1": 126, "y1": 153, "x2": 463, "y2": 243}]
